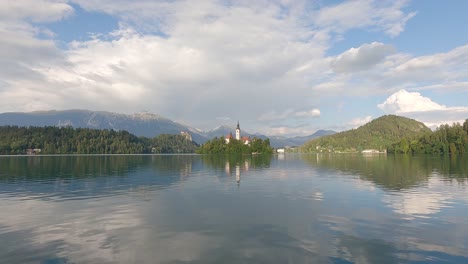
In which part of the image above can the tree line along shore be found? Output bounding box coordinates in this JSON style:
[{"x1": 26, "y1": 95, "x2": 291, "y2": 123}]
[{"x1": 1, "y1": 115, "x2": 467, "y2": 156}]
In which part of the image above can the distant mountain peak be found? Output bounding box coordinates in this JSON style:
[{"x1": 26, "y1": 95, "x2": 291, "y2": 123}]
[
  {"x1": 0, "y1": 109, "x2": 208, "y2": 143},
  {"x1": 208, "y1": 125, "x2": 234, "y2": 132},
  {"x1": 132, "y1": 112, "x2": 163, "y2": 121}
]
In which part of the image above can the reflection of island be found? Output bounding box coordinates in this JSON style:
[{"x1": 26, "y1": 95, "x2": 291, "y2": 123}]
[
  {"x1": 202, "y1": 155, "x2": 271, "y2": 184},
  {"x1": 201, "y1": 155, "x2": 271, "y2": 171},
  {"x1": 224, "y1": 160, "x2": 250, "y2": 184},
  {"x1": 302, "y1": 154, "x2": 467, "y2": 190}
]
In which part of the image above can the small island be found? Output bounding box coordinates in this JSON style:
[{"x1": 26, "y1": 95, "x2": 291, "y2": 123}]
[{"x1": 196, "y1": 122, "x2": 273, "y2": 155}]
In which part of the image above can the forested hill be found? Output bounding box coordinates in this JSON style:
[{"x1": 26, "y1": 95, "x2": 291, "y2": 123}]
[
  {"x1": 301, "y1": 115, "x2": 431, "y2": 152},
  {"x1": 0, "y1": 110, "x2": 207, "y2": 144},
  {"x1": 0, "y1": 126, "x2": 198, "y2": 155},
  {"x1": 389, "y1": 121, "x2": 468, "y2": 154}
]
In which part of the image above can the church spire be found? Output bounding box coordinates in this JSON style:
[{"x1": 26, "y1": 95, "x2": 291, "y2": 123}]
[{"x1": 235, "y1": 121, "x2": 240, "y2": 140}]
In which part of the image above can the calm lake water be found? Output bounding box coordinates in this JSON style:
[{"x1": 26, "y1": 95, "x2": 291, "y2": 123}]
[{"x1": 0, "y1": 154, "x2": 467, "y2": 263}]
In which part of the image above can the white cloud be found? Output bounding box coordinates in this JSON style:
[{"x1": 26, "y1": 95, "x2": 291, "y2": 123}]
[
  {"x1": 264, "y1": 126, "x2": 318, "y2": 136},
  {"x1": 294, "y1": 109, "x2": 321, "y2": 118},
  {"x1": 384, "y1": 45, "x2": 468, "y2": 84},
  {"x1": 314, "y1": 0, "x2": 415, "y2": 37},
  {"x1": 0, "y1": 0, "x2": 73, "y2": 23},
  {"x1": 259, "y1": 108, "x2": 320, "y2": 121},
  {"x1": 317, "y1": 43, "x2": 468, "y2": 99},
  {"x1": 378, "y1": 89, "x2": 444, "y2": 113},
  {"x1": 347, "y1": 116, "x2": 373, "y2": 128},
  {"x1": 378, "y1": 89, "x2": 468, "y2": 128},
  {"x1": 331, "y1": 42, "x2": 396, "y2": 73},
  {"x1": 2, "y1": 0, "x2": 455, "y2": 136}
]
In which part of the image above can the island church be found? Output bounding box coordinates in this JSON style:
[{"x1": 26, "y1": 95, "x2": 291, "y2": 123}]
[{"x1": 225, "y1": 121, "x2": 250, "y2": 145}]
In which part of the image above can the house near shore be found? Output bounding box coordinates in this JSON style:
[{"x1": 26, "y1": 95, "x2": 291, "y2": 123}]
[
  {"x1": 26, "y1": 149, "x2": 42, "y2": 155},
  {"x1": 361, "y1": 149, "x2": 386, "y2": 154}
]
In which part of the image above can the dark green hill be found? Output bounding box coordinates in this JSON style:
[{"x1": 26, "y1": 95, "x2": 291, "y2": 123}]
[
  {"x1": 0, "y1": 126, "x2": 199, "y2": 155},
  {"x1": 0, "y1": 110, "x2": 208, "y2": 144},
  {"x1": 301, "y1": 115, "x2": 431, "y2": 152}
]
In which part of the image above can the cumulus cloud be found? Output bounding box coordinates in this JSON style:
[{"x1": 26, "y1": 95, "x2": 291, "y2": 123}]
[
  {"x1": 378, "y1": 89, "x2": 468, "y2": 128},
  {"x1": 331, "y1": 42, "x2": 396, "y2": 73},
  {"x1": 5, "y1": 0, "x2": 464, "y2": 136},
  {"x1": 378, "y1": 89, "x2": 444, "y2": 113},
  {"x1": 347, "y1": 116, "x2": 373, "y2": 128}
]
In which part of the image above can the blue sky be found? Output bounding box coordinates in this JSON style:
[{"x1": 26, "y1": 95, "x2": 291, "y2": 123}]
[{"x1": 0, "y1": 0, "x2": 467, "y2": 136}]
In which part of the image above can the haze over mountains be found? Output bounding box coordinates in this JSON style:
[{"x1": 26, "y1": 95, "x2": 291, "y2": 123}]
[{"x1": 0, "y1": 110, "x2": 334, "y2": 148}]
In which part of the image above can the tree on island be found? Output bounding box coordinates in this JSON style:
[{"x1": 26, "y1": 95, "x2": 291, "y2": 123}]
[{"x1": 197, "y1": 137, "x2": 273, "y2": 155}]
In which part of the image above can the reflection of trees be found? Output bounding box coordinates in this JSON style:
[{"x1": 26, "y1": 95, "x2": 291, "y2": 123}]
[
  {"x1": 200, "y1": 155, "x2": 272, "y2": 184},
  {"x1": 0, "y1": 155, "x2": 201, "y2": 182},
  {"x1": 0, "y1": 155, "x2": 148, "y2": 181},
  {"x1": 148, "y1": 155, "x2": 196, "y2": 177},
  {"x1": 301, "y1": 154, "x2": 467, "y2": 190},
  {"x1": 0, "y1": 155, "x2": 200, "y2": 199}
]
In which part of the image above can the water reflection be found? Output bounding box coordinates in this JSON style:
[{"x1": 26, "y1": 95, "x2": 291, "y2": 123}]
[
  {"x1": 203, "y1": 155, "x2": 271, "y2": 185},
  {"x1": 302, "y1": 154, "x2": 468, "y2": 218},
  {"x1": 302, "y1": 153, "x2": 468, "y2": 190},
  {"x1": 0, "y1": 154, "x2": 467, "y2": 263},
  {"x1": 0, "y1": 155, "x2": 200, "y2": 201}
]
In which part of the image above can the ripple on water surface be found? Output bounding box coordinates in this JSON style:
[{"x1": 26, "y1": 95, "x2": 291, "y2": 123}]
[{"x1": 0, "y1": 154, "x2": 467, "y2": 263}]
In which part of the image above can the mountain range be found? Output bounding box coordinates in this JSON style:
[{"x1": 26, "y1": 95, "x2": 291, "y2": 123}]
[{"x1": 0, "y1": 110, "x2": 335, "y2": 148}]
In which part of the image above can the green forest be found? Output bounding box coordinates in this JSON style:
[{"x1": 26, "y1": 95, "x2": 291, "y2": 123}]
[
  {"x1": 149, "y1": 134, "x2": 199, "y2": 154},
  {"x1": 301, "y1": 115, "x2": 468, "y2": 155},
  {"x1": 197, "y1": 137, "x2": 273, "y2": 155},
  {"x1": 0, "y1": 126, "x2": 198, "y2": 155},
  {"x1": 389, "y1": 121, "x2": 468, "y2": 154},
  {"x1": 301, "y1": 115, "x2": 431, "y2": 152}
]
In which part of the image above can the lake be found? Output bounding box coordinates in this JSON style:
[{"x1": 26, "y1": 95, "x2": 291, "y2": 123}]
[{"x1": 0, "y1": 154, "x2": 467, "y2": 263}]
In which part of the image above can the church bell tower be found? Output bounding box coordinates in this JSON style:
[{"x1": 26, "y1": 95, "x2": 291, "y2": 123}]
[{"x1": 235, "y1": 121, "x2": 240, "y2": 140}]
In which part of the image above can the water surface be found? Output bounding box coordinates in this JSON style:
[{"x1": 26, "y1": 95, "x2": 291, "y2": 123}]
[{"x1": 0, "y1": 154, "x2": 467, "y2": 263}]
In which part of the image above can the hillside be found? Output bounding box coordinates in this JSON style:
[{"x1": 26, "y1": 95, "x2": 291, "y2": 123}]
[
  {"x1": 0, "y1": 110, "x2": 207, "y2": 144},
  {"x1": 389, "y1": 120, "x2": 468, "y2": 154},
  {"x1": 0, "y1": 126, "x2": 199, "y2": 155},
  {"x1": 0, "y1": 110, "x2": 335, "y2": 147},
  {"x1": 301, "y1": 115, "x2": 431, "y2": 152}
]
